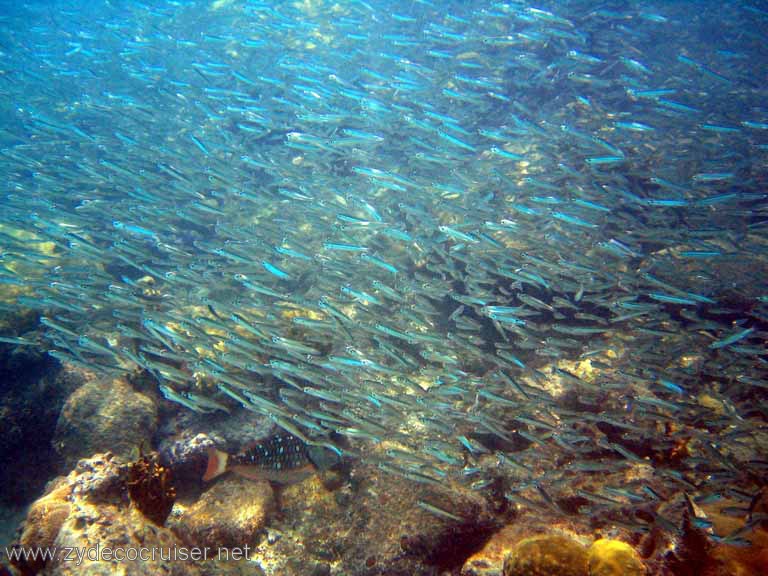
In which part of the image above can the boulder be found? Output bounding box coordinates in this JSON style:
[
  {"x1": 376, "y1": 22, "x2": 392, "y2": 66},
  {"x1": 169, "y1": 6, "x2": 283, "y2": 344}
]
[
  {"x1": 170, "y1": 476, "x2": 275, "y2": 550},
  {"x1": 53, "y1": 377, "x2": 157, "y2": 470}
]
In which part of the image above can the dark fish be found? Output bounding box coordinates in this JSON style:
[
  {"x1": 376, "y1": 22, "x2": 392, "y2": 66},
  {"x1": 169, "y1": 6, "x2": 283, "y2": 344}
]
[{"x1": 203, "y1": 433, "x2": 337, "y2": 484}]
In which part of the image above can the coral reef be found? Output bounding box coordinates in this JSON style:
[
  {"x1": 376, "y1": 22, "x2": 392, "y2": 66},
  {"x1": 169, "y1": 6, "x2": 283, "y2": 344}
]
[
  {"x1": 7, "y1": 427, "x2": 767, "y2": 576},
  {"x1": 53, "y1": 376, "x2": 157, "y2": 470},
  {"x1": 2, "y1": 340, "x2": 765, "y2": 576},
  {"x1": 157, "y1": 409, "x2": 274, "y2": 457}
]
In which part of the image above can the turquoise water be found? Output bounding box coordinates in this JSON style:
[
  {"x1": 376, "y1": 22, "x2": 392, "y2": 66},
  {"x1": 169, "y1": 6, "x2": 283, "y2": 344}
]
[{"x1": 0, "y1": 0, "x2": 766, "y2": 558}]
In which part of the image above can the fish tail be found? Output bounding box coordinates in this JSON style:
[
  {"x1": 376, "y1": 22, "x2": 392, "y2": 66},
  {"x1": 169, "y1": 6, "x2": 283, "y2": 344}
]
[{"x1": 202, "y1": 448, "x2": 229, "y2": 482}]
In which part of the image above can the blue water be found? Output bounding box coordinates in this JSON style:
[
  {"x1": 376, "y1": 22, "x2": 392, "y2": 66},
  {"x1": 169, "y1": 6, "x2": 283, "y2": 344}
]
[{"x1": 0, "y1": 0, "x2": 767, "y2": 563}]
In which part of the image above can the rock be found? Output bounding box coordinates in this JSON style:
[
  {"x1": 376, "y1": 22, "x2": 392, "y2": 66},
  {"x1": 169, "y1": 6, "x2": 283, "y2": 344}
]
[
  {"x1": 10, "y1": 453, "x2": 202, "y2": 576},
  {"x1": 156, "y1": 412, "x2": 273, "y2": 496},
  {"x1": 461, "y1": 524, "x2": 520, "y2": 576},
  {"x1": 69, "y1": 453, "x2": 127, "y2": 504},
  {"x1": 12, "y1": 481, "x2": 72, "y2": 575},
  {"x1": 587, "y1": 539, "x2": 645, "y2": 576},
  {"x1": 157, "y1": 432, "x2": 214, "y2": 498},
  {"x1": 53, "y1": 506, "x2": 199, "y2": 576},
  {"x1": 9, "y1": 452, "x2": 268, "y2": 576},
  {"x1": 157, "y1": 407, "x2": 273, "y2": 456},
  {"x1": 503, "y1": 535, "x2": 589, "y2": 576},
  {"x1": 53, "y1": 376, "x2": 157, "y2": 470},
  {"x1": 685, "y1": 498, "x2": 768, "y2": 576},
  {"x1": 0, "y1": 355, "x2": 82, "y2": 505},
  {"x1": 251, "y1": 462, "x2": 502, "y2": 576},
  {"x1": 462, "y1": 481, "x2": 647, "y2": 576},
  {"x1": 310, "y1": 563, "x2": 331, "y2": 576},
  {"x1": 170, "y1": 476, "x2": 276, "y2": 550}
]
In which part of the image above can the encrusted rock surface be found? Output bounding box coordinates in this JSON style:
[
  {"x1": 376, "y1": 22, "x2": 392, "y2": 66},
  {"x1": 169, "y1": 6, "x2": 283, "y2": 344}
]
[
  {"x1": 156, "y1": 411, "x2": 272, "y2": 496},
  {"x1": 170, "y1": 476, "x2": 276, "y2": 550},
  {"x1": 503, "y1": 534, "x2": 589, "y2": 576},
  {"x1": 9, "y1": 453, "x2": 199, "y2": 576},
  {"x1": 249, "y1": 462, "x2": 503, "y2": 576},
  {"x1": 12, "y1": 480, "x2": 72, "y2": 575},
  {"x1": 6, "y1": 448, "x2": 272, "y2": 576},
  {"x1": 53, "y1": 377, "x2": 157, "y2": 470}
]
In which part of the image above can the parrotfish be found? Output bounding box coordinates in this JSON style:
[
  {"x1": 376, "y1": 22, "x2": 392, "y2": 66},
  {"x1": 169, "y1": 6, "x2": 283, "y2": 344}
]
[{"x1": 203, "y1": 433, "x2": 338, "y2": 484}]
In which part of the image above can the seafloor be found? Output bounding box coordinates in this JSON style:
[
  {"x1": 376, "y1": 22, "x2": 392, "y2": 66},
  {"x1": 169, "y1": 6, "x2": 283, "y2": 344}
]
[{"x1": 1, "y1": 306, "x2": 766, "y2": 576}]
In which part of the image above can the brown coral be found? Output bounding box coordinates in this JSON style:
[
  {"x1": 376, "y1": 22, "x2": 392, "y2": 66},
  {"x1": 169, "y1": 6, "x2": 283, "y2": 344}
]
[{"x1": 503, "y1": 535, "x2": 589, "y2": 576}]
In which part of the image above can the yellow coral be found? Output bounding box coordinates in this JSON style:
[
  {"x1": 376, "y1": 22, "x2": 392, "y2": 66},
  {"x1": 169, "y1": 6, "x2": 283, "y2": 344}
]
[{"x1": 587, "y1": 539, "x2": 645, "y2": 576}]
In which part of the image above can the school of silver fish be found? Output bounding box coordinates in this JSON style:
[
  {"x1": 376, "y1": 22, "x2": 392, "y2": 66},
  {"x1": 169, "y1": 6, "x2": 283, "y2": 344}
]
[{"x1": 1, "y1": 0, "x2": 767, "y2": 541}]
